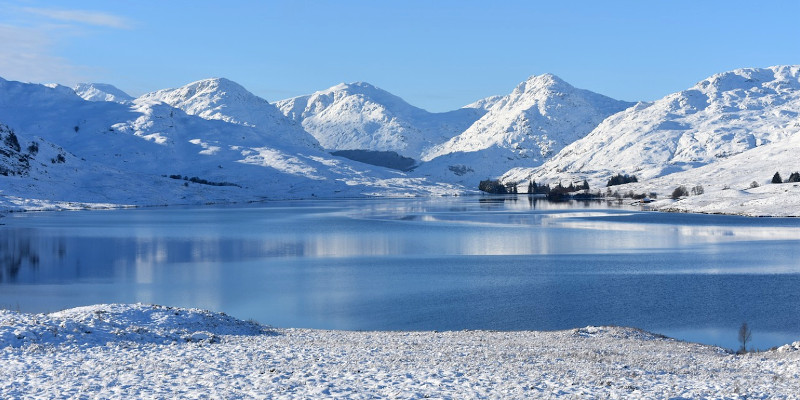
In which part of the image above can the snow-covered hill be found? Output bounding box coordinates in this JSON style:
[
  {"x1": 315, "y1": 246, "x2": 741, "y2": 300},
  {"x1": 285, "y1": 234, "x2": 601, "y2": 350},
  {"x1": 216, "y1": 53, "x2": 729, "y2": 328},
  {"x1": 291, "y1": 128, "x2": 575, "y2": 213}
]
[
  {"x1": 138, "y1": 78, "x2": 320, "y2": 149},
  {"x1": 275, "y1": 82, "x2": 485, "y2": 159},
  {"x1": 414, "y1": 74, "x2": 633, "y2": 184},
  {"x1": 504, "y1": 66, "x2": 800, "y2": 187},
  {"x1": 0, "y1": 77, "x2": 462, "y2": 211},
  {"x1": 74, "y1": 83, "x2": 134, "y2": 103},
  {"x1": 606, "y1": 132, "x2": 800, "y2": 217}
]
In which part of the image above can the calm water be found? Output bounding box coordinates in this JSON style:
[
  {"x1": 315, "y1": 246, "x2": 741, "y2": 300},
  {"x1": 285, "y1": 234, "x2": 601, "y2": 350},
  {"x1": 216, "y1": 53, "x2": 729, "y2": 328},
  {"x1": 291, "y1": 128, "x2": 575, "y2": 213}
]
[{"x1": 2, "y1": 197, "x2": 800, "y2": 350}]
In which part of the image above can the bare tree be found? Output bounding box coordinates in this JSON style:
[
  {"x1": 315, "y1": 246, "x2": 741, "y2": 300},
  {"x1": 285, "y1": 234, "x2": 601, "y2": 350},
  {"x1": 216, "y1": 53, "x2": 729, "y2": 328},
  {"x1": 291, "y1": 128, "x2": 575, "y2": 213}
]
[{"x1": 738, "y1": 322, "x2": 752, "y2": 353}]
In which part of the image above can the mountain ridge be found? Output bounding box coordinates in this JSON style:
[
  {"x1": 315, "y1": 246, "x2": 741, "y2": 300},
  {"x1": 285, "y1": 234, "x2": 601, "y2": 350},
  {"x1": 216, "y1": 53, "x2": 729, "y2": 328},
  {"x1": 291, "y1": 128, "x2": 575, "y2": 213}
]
[
  {"x1": 502, "y1": 65, "x2": 800, "y2": 188},
  {"x1": 275, "y1": 81, "x2": 485, "y2": 159},
  {"x1": 3, "y1": 65, "x2": 800, "y2": 216},
  {"x1": 74, "y1": 83, "x2": 134, "y2": 103}
]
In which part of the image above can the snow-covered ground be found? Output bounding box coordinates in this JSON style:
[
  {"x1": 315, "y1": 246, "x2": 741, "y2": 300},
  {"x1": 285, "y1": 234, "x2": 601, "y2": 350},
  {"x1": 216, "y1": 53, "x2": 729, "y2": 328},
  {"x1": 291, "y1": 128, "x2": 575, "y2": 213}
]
[{"x1": 1, "y1": 304, "x2": 799, "y2": 399}]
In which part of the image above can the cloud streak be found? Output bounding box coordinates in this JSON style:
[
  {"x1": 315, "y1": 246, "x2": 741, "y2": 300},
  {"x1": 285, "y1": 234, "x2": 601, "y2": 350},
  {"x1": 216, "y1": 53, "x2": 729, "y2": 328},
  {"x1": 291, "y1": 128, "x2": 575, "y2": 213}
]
[
  {"x1": 0, "y1": 4, "x2": 133, "y2": 85},
  {"x1": 0, "y1": 24, "x2": 88, "y2": 84},
  {"x1": 21, "y1": 7, "x2": 133, "y2": 29}
]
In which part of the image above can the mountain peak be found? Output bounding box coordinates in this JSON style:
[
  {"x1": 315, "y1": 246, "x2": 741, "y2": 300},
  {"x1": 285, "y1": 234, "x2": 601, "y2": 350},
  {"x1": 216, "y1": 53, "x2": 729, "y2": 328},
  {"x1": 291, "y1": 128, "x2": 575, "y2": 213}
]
[
  {"x1": 172, "y1": 77, "x2": 253, "y2": 99},
  {"x1": 140, "y1": 77, "x2": 266, "y2": 107},
  {"x1": 326, "y1": 81, "x2": 396, "y2": 100},
  {"x1": 514, "y1": 73, "x2": 569, "y2": 93},
  {"x1": 421, "y1": 73, "x2": 634, "y2": 173},
  {"x1": 336, "y1": 81, "x2": 379, "y2": 90},
  {"x1": 136, "y1": 78, "x2": 320, "y2": 149},
  {"x1": 74, "y1": 83, "x2": 133, "y2": 103}
]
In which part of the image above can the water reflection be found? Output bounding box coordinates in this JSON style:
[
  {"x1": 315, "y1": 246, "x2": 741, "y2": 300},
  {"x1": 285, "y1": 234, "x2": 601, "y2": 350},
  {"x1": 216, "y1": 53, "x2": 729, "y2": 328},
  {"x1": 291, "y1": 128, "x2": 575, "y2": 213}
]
[
  {"x1": 0, "y1": 229, "x2": 67, "y2": 282},
  {"x1": 2, "y1": 198, "x2": 800, "y2": 350}
]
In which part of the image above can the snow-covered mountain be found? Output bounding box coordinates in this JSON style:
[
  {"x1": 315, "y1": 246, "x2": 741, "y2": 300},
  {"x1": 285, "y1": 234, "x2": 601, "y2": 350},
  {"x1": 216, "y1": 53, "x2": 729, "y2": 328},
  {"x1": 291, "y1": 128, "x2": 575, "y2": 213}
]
[
  {"x1": 138, "y1": 78, "x2": 320, "y2": 149},
  {"x1": 413, "y1": 74, "x2": 633, "y2": 184},
  {"x1": 0, "y1": 77, "x2": 462, "y2": 211},
  {"x1": 504, "y1": 66, "x2": 800, "y2": 187},
  {"x1": 275, "y1": 82, "x2": 485, "y2": 159},
  {"x1": 74, "y1": 83, "x2": 134, "y2": 103},
  {"x1": 5, "y1": 65, "x2": 800, "y2": 216}
]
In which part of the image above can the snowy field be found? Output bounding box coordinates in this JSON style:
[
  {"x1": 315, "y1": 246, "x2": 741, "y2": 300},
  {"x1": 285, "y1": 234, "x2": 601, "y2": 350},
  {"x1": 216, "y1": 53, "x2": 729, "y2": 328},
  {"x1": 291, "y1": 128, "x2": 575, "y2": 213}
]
[{"x1": 2, "y1": 304, "x2": 799, "y2": 399}]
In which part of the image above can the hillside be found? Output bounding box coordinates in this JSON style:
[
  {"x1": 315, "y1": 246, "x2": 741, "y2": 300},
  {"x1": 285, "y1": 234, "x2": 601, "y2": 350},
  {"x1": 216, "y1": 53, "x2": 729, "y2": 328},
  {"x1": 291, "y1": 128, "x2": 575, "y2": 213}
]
[
  {"x1": 621, "y1": 133, "x2": 800, "y2": 217},
  {"x1": 503, "y1": 66, "x2": 800, "y2": 187}
]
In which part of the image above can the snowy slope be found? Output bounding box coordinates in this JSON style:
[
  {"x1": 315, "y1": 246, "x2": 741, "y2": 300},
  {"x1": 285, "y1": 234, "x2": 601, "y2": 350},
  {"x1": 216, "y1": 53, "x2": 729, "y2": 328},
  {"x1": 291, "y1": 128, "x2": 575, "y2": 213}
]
[
  {"x1": 414, "y1": 74, "x2": 633, "y2": 185},
  {"x1": 462, "y1": 94, "x2": 504, "y2": 111},
  {"x1": 0, "y1": 77, "x2": 463, "y2": 211},
  {"x1": 609, "y1": 133, "x2": 800, "y2": 217},
  {"x1": 504, "y1": 66, "x2": 800, "y2": 187},
  {"x1": 275, "y1": 82, "x2": 485, "y2": 159},
  {"x1": 74, "y1": 83, "x2": 134, "y2": 103},
  {"x1": 138, "y1": 78, "x2": 320, "y2": 149}
]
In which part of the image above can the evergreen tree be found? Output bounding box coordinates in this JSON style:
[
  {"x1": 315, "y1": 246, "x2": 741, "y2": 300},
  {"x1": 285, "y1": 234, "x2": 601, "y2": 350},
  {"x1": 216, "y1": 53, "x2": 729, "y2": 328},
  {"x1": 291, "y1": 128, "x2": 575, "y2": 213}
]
[
  {"x1": 787, "y1": 172, "x2": 800, "y2": 183},
  {"x1": 479, "y1": 180, "x2": 507, "y2": 194},
  {"x1": 772, "y1": 172, "x2": 783, "y2": 184},
  {"x1": 3, "y1": 130, "x2": 20, "y2": 152},
  {"x1": 606, "y1": 173, "x2": 638, "y2": 187}
]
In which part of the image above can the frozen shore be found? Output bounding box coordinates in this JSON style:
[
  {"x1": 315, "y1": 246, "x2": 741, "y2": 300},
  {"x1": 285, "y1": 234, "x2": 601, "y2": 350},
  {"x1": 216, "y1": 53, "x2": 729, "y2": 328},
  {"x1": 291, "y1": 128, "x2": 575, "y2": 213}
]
[{"x1": 2, "y1": 304, "x2": 799, "y2": 399}]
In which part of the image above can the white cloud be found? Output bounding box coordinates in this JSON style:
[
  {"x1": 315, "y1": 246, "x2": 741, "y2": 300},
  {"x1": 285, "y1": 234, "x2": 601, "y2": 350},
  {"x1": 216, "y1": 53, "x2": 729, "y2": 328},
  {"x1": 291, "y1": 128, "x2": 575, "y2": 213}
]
[
  {"x1": 21, "y1": 7, "x2": 133, "y2": 29},
  {"x1": 0, "y1": 5, "x2": 133, "y2": 85},
  {"x1": 0, "y1": 24, "x2": 86, "y2": 84}
]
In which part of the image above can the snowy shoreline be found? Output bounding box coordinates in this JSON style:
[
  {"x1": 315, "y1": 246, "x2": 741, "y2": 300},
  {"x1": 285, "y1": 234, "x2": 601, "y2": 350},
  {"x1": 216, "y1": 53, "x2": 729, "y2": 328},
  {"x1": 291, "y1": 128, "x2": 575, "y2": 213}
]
[
  {"x1": 2, "y1": 304, "x2": 799, "y2": 399},
  {"x1": 3, "y1": 191, "x2": 800, "y2": 218}
]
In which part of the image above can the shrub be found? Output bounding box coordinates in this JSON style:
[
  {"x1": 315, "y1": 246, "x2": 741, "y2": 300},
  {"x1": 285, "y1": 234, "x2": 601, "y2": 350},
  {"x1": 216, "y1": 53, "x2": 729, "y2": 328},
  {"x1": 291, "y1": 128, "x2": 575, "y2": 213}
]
[
  {"x1": 606, "y1": 174, "x2": 638, "y2": 187},
  {"x1": 671, "y1": 186, "x2": 689, "y2": 199},
  {"x1": 27, "y1": 141, "x2": 38, "y2": 156},
  {"x1": 749, "y1": 181, "x2": 760, "y2": 189}
]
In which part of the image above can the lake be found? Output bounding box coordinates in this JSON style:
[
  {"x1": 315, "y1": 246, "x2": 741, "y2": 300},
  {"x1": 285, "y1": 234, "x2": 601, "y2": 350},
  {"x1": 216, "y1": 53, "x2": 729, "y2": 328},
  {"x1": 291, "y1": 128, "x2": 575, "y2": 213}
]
[{"x1": 2, "y1": 196, "x2": 800, "y2": 351}]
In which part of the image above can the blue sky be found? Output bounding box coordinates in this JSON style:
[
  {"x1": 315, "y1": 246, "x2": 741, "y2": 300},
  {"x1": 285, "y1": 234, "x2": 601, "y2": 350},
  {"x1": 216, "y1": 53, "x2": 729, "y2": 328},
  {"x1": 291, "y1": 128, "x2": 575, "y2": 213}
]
[{"x1": 2, "y1": 0, "x2": 799, "y2": 112}]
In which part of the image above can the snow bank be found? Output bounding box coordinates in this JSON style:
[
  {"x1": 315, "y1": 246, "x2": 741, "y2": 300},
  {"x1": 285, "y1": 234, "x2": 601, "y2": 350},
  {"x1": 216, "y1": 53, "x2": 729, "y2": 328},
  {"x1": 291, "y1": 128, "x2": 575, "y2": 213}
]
[
  {"x1": 0, "y1": 304, "x2": 268, "y2": 348},
  {"x1": 1, "y1": 304, "x2": 799, "y2": 398}
]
